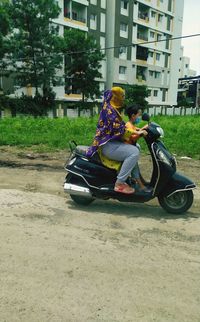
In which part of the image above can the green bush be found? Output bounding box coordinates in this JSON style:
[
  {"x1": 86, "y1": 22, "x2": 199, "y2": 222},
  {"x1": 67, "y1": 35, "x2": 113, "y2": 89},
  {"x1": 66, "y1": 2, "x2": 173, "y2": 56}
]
[
  {"x1": 0, "y1": 91, "x2": 56, "y2": 116},
  {"x1": 0, "y1": 115, "x2": 199, "y2": 159}
]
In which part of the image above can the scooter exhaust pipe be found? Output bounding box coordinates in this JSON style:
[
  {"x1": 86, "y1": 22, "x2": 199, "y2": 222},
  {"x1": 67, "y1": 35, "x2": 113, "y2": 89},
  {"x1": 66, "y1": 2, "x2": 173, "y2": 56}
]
[{"x1": 64, "y1": 182, "x2": 92, "y2": 197}]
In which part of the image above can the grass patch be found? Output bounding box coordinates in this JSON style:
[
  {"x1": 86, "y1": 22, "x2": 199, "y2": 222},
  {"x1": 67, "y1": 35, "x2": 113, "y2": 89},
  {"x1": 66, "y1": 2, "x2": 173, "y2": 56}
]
[{"x1": 0, "y1": 115, "x2": 200, "y2": 159}]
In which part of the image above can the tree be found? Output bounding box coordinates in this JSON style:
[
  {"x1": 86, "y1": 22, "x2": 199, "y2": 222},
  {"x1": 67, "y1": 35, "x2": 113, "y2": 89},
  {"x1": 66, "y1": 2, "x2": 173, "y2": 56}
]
[
  {"x1": 0, "y1": 1, "x2": 11, "y2": 84},
  {"x1": 123, "y1": 84, "x2": 149, "y2": 110},
  {"x1": 8, "y1": 0, "x2": 64, "y2": 98},
  {"x1": 63, "y1": 29, "x2": 105, "y2": 102}
]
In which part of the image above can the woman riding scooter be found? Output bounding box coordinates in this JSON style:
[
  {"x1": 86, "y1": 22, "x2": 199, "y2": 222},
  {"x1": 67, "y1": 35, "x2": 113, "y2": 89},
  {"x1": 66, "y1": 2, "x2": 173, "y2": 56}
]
[{"x1": 86, "y1": 87, "x2": 147, "y2": 194}]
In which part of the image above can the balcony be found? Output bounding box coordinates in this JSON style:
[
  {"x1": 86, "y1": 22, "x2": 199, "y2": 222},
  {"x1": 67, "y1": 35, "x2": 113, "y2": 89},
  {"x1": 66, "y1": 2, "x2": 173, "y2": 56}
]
[
  {"x1": 136, "y1": 66, "x2": 148, "y2": 84},
  {"x1": 64, "y1": 0, "x2": 87, "y2": 25},
  {"x1": 138, "y1": 4, "x2": 149, "y2": 23},
  {"x1": 137, "y1": 26, "x2": 148, "y2": 42},
  {"x1": 72, "y1": 12, "x2": 86, "y2": 23},
  {"x1": 137, "y1": 32, "x2": 148, "y2": 41},
  {"x1": 136, "y1": 46, "x2": 148, "y2": 63},
  {"x1": 137, "y1": 28, "x2": 148, "y2": 41},
  {"x1": 138, "y1": 12, "x2": 149, "y2": 22}
]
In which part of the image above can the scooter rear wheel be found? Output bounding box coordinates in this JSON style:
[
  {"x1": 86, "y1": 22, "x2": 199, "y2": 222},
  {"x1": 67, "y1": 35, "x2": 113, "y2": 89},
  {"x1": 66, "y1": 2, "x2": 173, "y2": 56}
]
[
  {"x1": 66, "y1": 174, "x2": 95, "y2": 206},
  {"x1": 158, "y1": 190, "x2": 194, "y2": 214},
  {"x1": 70, "y1": 194, "x2": 95, "y2": 206}
]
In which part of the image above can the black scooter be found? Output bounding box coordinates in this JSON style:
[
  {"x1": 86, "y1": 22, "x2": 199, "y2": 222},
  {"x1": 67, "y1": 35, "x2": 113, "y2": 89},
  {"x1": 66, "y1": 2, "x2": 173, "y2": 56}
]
[{"x1": 64, "y1": 114, "x2": 196, "y2": 214}]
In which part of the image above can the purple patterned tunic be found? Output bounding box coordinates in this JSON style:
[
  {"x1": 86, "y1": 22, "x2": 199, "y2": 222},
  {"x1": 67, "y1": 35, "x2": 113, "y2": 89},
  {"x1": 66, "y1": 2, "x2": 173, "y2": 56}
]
[{"x1": 86, "y1": 90, "x2": 125, "y2": 157}]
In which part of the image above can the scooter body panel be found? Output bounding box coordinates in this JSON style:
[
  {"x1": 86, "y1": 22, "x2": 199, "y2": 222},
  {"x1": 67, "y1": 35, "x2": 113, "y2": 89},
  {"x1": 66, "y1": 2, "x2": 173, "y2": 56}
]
[
  {"x1": 159, "y1": 172, "x2": 196, "y2": 197},
  {"x1": 65, "y1": 172, "x2": 153, "y2": 203},
  {"x1": 66, "y1": 156, "x2": 117, "y2": 186},
  {"x1": 149, "y1": 141, "x2": 177, "y2": 195}
]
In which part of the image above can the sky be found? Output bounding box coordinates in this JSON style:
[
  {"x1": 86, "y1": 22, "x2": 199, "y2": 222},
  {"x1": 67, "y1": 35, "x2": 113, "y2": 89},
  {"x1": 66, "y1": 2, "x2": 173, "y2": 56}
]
[{"x1": 182, "y1": 0, "x2": 200, "y2": 75}]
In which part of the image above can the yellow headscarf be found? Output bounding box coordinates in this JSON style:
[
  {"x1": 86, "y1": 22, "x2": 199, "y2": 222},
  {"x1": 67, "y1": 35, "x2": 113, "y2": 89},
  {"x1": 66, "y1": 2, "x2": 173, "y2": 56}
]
[{"x1": 110, "y1": 87, "x2": 125, "y2": 109}]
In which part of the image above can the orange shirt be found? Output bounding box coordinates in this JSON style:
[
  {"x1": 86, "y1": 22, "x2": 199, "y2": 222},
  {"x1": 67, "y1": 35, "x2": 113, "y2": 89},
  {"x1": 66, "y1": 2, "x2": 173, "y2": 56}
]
[{"x1": 124, "y1": 121, "x2": 140, "y2": 144}]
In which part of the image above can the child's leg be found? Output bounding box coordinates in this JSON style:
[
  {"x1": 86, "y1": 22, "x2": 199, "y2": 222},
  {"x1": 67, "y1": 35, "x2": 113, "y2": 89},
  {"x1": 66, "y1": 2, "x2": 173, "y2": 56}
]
[
  {"x1": 131, "y1": 163, "x2": 146, "y2": 190},
  {"x1": 131, "y1": 162, "x2": 140, "y2": 180}
]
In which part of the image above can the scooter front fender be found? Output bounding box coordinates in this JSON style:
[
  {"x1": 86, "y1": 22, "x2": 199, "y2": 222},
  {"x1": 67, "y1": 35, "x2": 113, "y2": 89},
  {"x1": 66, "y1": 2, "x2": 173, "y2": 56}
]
[{"x1": 159, "y1": 172, "x2": 196, "y2": 197}]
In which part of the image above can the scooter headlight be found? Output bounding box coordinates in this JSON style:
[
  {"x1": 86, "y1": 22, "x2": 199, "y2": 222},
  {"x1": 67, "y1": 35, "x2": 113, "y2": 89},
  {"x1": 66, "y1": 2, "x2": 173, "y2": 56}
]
[
  {"x1": 157, "y1": 149, "x2": 171, "y2": 166},
  {"x1": 157, "y1": 127, "x2": 164, "y2": 138}
]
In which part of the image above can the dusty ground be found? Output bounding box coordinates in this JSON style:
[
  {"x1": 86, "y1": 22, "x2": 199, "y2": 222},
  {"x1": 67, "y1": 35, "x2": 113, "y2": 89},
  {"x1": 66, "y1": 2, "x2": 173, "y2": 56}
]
[{"x1": 0, "y1": 146, "x2": 200, "y2": 322}]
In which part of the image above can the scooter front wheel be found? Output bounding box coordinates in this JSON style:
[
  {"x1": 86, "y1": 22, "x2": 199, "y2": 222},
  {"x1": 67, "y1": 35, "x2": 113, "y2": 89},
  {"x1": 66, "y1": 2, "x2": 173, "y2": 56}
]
[{"x1": 158, "y1": 190, "x2": 194, "y2": 214}]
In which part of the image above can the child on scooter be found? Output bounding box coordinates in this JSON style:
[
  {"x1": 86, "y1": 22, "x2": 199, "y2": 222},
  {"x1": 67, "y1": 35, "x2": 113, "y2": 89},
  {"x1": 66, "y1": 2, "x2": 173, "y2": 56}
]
[{"x1": 123, "y1": 104, "x2": 151, "y2": 192}]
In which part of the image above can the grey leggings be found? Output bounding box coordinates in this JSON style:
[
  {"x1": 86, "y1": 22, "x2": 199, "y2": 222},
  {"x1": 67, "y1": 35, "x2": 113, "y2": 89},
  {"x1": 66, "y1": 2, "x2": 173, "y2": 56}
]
[{"x1": 101, "y1": 141, "x2": 139, "y2": 183}]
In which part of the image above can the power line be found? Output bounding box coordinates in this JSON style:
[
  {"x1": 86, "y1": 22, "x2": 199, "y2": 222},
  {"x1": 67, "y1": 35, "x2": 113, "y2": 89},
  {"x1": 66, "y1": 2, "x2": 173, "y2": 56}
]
[
  {"x1": 3, "y1": 33, "x2": 200, "y2": 62},
  {"x1": 65, "y1": 33, "x2": 200, "y2": 55}
]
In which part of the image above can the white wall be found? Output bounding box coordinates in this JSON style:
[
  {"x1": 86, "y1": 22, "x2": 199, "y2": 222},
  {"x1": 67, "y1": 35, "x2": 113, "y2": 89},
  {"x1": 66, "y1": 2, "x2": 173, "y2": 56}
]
[{"x1": 168, "y1": 0, "x2": 184, "y2": 105}]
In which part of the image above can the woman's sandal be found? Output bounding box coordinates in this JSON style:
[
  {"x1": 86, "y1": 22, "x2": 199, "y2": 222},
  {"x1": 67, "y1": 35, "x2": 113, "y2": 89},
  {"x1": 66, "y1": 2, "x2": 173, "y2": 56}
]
[{"x1": 114, "y1": 183, "x2": 135, "y2": 194}]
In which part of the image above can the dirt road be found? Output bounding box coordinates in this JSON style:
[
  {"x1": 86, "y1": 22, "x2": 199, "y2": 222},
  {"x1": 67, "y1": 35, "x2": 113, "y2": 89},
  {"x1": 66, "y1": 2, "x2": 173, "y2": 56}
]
[{"x1": 0, "y1": 147, "x2": 200, "y2": 322}]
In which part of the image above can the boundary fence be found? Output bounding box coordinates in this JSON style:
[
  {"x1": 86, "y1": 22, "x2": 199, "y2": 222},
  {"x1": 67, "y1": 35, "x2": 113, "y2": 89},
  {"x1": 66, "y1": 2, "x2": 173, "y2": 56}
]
[
  {"x1": 146, "y1": 105, "x2": 200, "y2": 116},
  {"x1": 0, "y1": 103, "x2": 200, "y2": 118},
  {"x1": 48, "y1": 104, "x2": 200, "y2": 118}
]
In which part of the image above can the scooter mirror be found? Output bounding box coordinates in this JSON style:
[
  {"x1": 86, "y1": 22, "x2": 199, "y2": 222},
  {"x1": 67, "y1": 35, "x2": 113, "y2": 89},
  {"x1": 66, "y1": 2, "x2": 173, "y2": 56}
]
[{"x1": 142, "y1": 112, "x2": 150, "y2": 122}]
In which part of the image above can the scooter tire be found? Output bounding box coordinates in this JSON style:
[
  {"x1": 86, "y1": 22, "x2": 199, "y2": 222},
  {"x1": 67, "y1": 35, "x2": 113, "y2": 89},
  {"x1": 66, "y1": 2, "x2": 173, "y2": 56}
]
[
  {"x1": 70, "y1": 194, "x2": 95, "y2": 206},
  {"x1": 65, "y1": 174, "x2": 95, "y2": 206},
  {"x1": 158, "y1": 190, "x2": 194, "y2": 214}
]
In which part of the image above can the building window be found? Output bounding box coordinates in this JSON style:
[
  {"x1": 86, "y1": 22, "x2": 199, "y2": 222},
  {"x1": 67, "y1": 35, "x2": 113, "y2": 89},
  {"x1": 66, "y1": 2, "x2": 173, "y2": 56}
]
[
  {"x1": 90, "y1": 14, "x2": 97, "y2": 30},
  {"x1": 100, "y1": 36, "x2": 105, "y2": 53},
  {"x1": 158, "y1": 14, "x2": 163, "y2": 22},
  {"x1": 90, "y1": 14, "x2": 96, "y2": 20},
  {"x1": 120, "y1": 46, "x2": 127, "y2": 54},
  {"x1": 101, "y1": 0, "x2": 106, "y2": 9},
  {"x1": 155, "y1": 72, "x2": 161, "y2": 79},
  {"x1": 149, "y1": 51, "x2": 154, "y2": 58},
  {"x1": 100, "y1": 13, "x2": 105, "y2": 32},
  {"x1": 185, "y1": 64, "x2": 189, "y2": 68},
  {"x1": 119, "y1": 46, "x2": 127, "y2": 59},
  {"x1": 151, "y1": 11, "x2": 156, "y2": 18},
  {"x1": 121, "y1": 0, "x2": 128, "y2": 10},
  {"x1": 153, "y1": 90, "x2": 158, "y2": 97},
  {"x1": 156, "y1": 53, "x2": 161, "y2": 61},
  {"x1": 119, "y1": 66, "x2": 126, "y2": 74},
  {"x1": 150, "y1": 31, "x2": 155, "y2": 38},
  {"x1": 157, "y1": 34, "x2": 162, "y2": 41},
  {"x1": 119, "y1": 66, "x2": 127, "y2": 80},
  {"x1": 148, "y1": 89, "x2": 151, "y2": 97},
  {"x1": 162, "y1": 88, "x2": 167, "y2": 102},
  {"x1": 90, "y1": 0, "x2": 97, "y2": 5},
  {"x1": 120, "y1": 23, "x2": 127, "y2": 32},
  {"x1": 120, "y1": 23, "x2": 128, "y2": 38},
  {"x1": 121, "y1": 0, "x2": 129, "y2": 16},
  {"x1": 167, "y1": 16, "x2": 171, "y2": 31},
  {"x1": 168, "y1": 0, "x2": 172, "y2": 12},
  {"x1": 149, "y1": 70, "x2": 154, "y2": 77}
]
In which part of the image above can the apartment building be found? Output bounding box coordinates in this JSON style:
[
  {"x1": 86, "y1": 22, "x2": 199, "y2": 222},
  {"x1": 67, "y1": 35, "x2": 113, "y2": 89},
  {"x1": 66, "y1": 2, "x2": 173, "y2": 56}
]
[
  {"x1": 179, "y1": 47, "x2": 196, "y2": 78},
  {"x1": 52, "y1": 0, "x2": 184, "y2": 105},
  {"x1": 52, "y1": 0, "x2": 107, "y2": 101},
  {"x1": 106, "y1": 0, "x2": 184, "y2": 105}
]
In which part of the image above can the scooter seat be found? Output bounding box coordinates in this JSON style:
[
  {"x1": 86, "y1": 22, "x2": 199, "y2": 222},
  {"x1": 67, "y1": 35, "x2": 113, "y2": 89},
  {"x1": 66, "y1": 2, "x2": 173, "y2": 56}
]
[
  {"x1": 75, "y1": 145, "x2": 89, "y2": 156},
  {"x1": 75, "y1": 145, "x2": 102, "y2": 165}
]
